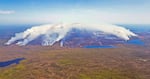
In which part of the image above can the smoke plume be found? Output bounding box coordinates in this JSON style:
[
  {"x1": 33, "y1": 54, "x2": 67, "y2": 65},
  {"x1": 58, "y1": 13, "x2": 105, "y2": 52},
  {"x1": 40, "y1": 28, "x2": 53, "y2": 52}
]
[{"x1": 5, "y1": 23, "x2": 137, "y2": 46}]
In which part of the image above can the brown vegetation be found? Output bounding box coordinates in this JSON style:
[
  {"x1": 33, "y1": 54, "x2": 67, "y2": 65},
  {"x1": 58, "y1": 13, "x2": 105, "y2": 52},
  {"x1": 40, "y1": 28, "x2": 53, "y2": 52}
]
[{"x1": 0, "y1": 43, "x2": 150, "y2": 79}]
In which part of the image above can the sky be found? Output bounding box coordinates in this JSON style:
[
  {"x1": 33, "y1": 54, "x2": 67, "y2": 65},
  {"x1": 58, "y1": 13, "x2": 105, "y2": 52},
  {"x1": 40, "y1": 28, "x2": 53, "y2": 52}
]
[{"x1": 0, "y1": 0, "x2": 150, "y2": 25}]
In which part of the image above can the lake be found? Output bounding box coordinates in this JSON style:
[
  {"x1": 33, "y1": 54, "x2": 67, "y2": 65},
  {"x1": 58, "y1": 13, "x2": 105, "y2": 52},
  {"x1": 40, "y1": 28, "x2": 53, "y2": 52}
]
[
  {"x1": 84, "y1": 45, "x2": 115, "y2": 48},
  {"x1": 0, "y1": 58, "x2": 25, "y2": 67},
  {"x1": 127, "y1": 39, "x2": 144, "y2": 46}
]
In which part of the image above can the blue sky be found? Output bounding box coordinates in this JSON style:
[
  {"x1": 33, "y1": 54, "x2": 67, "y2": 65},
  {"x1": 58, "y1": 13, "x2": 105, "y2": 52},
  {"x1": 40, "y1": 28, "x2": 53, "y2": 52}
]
[{"x1": 0, "y1": 0, "x2": 150, "y2": 25}]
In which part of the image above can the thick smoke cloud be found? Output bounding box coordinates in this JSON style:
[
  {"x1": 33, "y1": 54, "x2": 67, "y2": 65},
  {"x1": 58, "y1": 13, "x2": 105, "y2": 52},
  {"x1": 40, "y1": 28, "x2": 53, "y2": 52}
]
[{"x1": 5, "y1": 23, "x2": 137, "y2": 46}]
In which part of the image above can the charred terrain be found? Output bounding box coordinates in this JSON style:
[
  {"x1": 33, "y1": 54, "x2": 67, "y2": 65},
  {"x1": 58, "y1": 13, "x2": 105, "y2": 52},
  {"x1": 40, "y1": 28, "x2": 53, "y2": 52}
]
[{"x1": 0, "y1": 25, "x2": 150, "y2": 79}]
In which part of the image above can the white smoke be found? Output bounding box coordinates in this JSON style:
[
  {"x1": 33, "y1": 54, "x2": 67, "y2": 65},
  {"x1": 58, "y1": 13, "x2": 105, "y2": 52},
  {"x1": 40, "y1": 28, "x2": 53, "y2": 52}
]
[{"x1": 5, "y1": 23, "x2": 137, "y2": 46}]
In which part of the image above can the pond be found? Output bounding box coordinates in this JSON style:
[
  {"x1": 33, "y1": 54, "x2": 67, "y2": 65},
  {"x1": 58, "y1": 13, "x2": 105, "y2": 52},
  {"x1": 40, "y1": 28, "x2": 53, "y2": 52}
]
[{"x1": 0, "y1": 58, "x2": 25, "y2": 67}]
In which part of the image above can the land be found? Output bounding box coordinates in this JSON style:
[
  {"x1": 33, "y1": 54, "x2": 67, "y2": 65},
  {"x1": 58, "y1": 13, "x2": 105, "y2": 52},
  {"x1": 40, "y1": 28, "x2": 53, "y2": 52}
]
[
  {"x1": 0, "y1": 42, "x2": 150, "y2": 79},
  {"x1": 0, "y1": 28, "x2": 150, "y2": 79}
]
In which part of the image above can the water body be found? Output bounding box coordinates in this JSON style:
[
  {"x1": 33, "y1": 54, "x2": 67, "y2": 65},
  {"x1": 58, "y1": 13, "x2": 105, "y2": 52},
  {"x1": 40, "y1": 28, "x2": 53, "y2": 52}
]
[
  {"x1": 118, "y1": 24, "x2": 150, "y2": 33},
  {"x1": 0, "y1": 58, "x2": 25, "y2": 67},
  {"x1": 84, "y1": 45, "x2": 115, "y2": 48},
  {"x1": 127, "y1": 39, "x2": 144, "y2": 46}
]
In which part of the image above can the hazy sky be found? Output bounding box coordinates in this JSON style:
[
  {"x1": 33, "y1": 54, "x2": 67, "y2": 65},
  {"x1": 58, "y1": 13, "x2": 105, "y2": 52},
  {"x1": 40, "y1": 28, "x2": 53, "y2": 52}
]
[{"x1": 0, "y1": 0, "x2": 150, "y2": 25}]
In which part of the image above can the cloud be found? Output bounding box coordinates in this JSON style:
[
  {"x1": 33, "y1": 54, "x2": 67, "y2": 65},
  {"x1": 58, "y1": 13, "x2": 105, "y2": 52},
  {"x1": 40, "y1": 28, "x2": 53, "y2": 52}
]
[
  {"x1": 0, "y1": 10, "x2": 15, "y2": 15},
  {"x1": 5, "y1": 23, "x2": 137, "y2": 46}
]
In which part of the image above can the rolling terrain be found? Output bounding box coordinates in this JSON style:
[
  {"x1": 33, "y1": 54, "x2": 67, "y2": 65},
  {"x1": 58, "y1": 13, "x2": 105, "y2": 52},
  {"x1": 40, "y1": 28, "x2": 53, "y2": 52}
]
[
  {"x1": 0, "y1": 41, "x2": 150, "y2": 79},
  {"x1": 0, "y1": 25, "x2": 150, "y2": 79}
]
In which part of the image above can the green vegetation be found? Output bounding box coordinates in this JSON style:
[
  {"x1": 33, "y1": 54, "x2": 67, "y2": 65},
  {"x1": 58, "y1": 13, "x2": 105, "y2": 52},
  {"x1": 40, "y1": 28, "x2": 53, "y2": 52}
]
[
  {"x1": 79, "y1": 74, "x2": 91, "y2": 79},
  {"x1": 78, "y1": 69, "x2": 142, "y2": 79},
  {"x1": 58, "y1": 59, "x2": 74, "y2": 66},
  {"x1": 0, "y1": 60, "x2": 27, "y2": 79}
]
